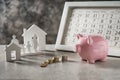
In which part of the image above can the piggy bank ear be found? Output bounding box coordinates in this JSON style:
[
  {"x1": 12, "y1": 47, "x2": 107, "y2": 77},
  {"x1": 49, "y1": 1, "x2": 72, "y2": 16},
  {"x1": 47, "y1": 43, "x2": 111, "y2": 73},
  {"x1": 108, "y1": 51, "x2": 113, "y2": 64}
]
[
  {"x1": 77, "y1": 34, "x2": 83, "y2": 39},
  {"x1": 87, "y1": 36, "x2": 93, "y2": 45}
]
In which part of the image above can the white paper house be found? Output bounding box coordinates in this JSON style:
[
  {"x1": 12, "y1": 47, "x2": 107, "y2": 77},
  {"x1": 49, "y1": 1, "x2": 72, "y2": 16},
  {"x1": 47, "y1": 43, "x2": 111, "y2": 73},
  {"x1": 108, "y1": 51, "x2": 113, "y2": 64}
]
[{"x1": 22, "y1": 24, "x2": 47, "y2": 53}]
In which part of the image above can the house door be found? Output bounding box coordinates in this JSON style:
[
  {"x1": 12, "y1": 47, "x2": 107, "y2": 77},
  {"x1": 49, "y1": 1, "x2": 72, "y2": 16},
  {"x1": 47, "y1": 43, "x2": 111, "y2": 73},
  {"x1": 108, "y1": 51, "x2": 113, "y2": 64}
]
[
  {"x1": 11, "y1": 50, "x2": 16, "y2": 60},
  {"x1": 32, "y1": 34, "x2": 38, "y2": 52}
]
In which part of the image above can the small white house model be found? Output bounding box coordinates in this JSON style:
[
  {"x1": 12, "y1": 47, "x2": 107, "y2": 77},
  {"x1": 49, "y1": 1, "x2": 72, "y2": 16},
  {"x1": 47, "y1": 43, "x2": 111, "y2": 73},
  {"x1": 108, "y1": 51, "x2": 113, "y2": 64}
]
[
  {"x1": 6, "y1": 35, "x2": 21, "y2": 61},
  {"x1": 22, "y1": 24, "x2": 47, "y2": 53}
]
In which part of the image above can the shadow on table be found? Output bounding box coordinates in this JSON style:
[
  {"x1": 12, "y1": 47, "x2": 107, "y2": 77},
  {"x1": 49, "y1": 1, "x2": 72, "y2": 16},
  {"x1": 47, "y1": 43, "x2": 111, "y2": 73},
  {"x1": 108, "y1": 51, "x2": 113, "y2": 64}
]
[
  {"x1": 21, "y1": 52, "x2": 56, "y2": 61},
  {"x1": 67, "y1": 60, "x2": 80, "y2": 63},
  {"x1": 9, "y1": 59, "x2": 40, "y2": 66},
  {"x1": 95, "y1": 58, "x2": 120, "y2": 69}
]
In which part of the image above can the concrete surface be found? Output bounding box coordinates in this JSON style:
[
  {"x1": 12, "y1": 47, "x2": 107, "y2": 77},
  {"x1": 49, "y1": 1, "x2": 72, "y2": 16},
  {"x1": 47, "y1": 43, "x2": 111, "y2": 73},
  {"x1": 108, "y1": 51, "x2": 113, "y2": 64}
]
[{"x1": 0, "y1": 45, "x2": 120, "y2": 80}]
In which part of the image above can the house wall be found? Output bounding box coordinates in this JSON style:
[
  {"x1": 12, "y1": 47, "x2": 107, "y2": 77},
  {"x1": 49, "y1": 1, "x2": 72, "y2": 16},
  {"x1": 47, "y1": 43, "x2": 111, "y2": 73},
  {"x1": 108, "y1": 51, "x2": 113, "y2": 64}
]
[
  {"x1": 38, "y1": 35, "x2": 46, "y2": 50},
  {"x1": 23, "y1": 35, "x2": 32, "y2": 46},
  {"x1": 23, "y1": 31, "x2": 46, "y2": 51},
  {"x1": 6, "y1": 44, "x2": 21, "y2": 61}
]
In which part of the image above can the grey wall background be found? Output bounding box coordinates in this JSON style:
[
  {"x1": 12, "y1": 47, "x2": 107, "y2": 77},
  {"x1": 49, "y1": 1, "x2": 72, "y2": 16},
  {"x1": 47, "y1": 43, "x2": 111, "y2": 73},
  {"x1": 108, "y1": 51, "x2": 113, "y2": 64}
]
[{"x1": 0, "y1": 0, "x2": 117, "y2": 44}]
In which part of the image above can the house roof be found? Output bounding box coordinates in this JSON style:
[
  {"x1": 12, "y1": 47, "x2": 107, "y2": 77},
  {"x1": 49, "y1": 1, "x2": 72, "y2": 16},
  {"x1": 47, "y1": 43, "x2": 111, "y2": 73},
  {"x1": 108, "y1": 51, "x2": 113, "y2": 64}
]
[
  {"x1": 6, "y1": 43, "x2": 21, "y2": 51},
  {"x1": 22, "y1": 24, "x2": 47, "y2": 36}
]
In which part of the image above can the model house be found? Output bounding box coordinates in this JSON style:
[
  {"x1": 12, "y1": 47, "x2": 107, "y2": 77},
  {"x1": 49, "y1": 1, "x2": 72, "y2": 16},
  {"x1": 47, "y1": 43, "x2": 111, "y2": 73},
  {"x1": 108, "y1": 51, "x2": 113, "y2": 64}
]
[
  {"x1": 22, "y1": 24, "x2": 47, "y2": 53},
  {"x1": 6, "y1": 43, "x2": 21, "y2": 61},
  {"x1": 5, "y1": 35, "x2": 21, "y2": 61}
]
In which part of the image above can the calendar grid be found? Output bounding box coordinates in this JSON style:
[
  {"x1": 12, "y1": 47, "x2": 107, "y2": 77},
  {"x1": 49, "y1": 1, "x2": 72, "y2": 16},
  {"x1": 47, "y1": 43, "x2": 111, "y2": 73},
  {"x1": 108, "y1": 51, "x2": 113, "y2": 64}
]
[{"x1": 63, "y1": 8, "x2": 120, "y2": 48}]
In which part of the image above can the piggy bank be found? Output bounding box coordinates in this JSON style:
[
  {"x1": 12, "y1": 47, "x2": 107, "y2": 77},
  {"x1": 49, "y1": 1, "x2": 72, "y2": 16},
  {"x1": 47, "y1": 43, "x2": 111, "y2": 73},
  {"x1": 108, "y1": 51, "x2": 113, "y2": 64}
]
[{"x1": 74, "y1": 34, "x2": 108, "y2": 64}]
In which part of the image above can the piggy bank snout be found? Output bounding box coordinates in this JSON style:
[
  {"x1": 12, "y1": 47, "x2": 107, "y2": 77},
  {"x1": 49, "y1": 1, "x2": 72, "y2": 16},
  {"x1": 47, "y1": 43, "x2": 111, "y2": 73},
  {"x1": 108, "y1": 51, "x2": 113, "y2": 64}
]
[{"x1": 74, "y1": 44, "x2": 82, "y2": 53}]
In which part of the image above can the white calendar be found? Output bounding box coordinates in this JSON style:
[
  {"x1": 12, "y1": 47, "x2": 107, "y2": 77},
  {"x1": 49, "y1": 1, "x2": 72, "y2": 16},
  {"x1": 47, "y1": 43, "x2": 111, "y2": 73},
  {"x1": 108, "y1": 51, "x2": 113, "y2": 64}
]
[
  {"x1": 55, "y1": 2, "x2": 120, "y2": 56},
  {"x1": 64, "y1": 8, "x2": 120, "y2": 48}
]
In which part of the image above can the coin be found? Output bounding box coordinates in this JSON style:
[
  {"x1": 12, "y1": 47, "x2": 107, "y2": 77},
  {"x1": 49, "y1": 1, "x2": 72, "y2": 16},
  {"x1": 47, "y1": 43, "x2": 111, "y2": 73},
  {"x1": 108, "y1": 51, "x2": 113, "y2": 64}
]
[{"x1": 40, "y1": 62, "x2": 48, "y2": 67}]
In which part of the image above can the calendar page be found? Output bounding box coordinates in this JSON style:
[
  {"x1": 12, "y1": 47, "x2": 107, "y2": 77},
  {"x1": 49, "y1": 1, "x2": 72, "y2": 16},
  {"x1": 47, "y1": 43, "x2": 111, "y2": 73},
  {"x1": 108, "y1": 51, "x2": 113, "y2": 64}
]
[{"x1": 62, "y1": 8, "x2": 120, "y2": 48}]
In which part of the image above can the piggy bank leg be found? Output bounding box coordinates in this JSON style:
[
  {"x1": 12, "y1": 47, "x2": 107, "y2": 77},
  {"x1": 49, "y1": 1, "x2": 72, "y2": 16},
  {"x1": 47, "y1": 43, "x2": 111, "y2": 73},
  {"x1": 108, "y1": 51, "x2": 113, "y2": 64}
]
[
  {"x1": 81, "y1": 58, "x2": 86, "y2": 61},
  {"x1": 87, "y1": 59, "x2": 95, "y2": 64}
]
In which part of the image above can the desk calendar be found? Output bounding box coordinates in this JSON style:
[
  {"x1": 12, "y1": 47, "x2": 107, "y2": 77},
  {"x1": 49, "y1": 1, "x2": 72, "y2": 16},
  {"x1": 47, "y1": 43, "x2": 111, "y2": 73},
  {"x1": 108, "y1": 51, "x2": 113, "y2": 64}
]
[{"x1": 55, "y1": 1, "x2": 120, "y2": 56}]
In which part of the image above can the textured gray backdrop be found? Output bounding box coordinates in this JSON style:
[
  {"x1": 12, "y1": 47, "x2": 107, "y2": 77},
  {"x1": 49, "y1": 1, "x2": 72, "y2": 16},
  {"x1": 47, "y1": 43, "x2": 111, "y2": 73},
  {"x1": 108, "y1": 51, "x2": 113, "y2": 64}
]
[{"x1": 0, "y1": 0, "x2": 116, "y2": 44}]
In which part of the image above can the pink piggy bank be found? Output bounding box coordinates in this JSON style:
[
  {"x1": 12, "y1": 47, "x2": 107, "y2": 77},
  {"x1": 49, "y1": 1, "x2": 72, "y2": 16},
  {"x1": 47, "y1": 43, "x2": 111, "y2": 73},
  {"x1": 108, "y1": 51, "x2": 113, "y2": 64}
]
[{"x1": 74, "y1": 34, "x2": 108, "y2": 64}]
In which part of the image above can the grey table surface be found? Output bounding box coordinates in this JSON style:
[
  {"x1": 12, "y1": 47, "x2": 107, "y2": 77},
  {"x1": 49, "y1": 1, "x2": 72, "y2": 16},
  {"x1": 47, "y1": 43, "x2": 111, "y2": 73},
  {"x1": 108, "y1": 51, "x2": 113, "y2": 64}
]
[{"x1": 0, "y1": 45, "x2": 120, "y2": 80}]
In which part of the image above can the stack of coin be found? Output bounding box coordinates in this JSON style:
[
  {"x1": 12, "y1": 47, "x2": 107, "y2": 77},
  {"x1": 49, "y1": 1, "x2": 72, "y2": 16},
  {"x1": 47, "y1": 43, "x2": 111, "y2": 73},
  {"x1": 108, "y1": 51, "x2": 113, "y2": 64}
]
[
  {"x1": 52, "y1": 56, "x2": 59, "y2": 62},
  {"x1": 51, "y1": 57, "x2": 55, "y2": 63},
  {"x1": 48, "y1": 59, "x2": 53, "y2": 64},
  {"x1": 44, "y1": 60, "x2": 50, "y2": 64},
  {"x1": 40, "y1": 56, "x2": 68, "y2": 68},
  {"x1": 61, "y1": 56, "x2": 68, "y2": 62}
]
